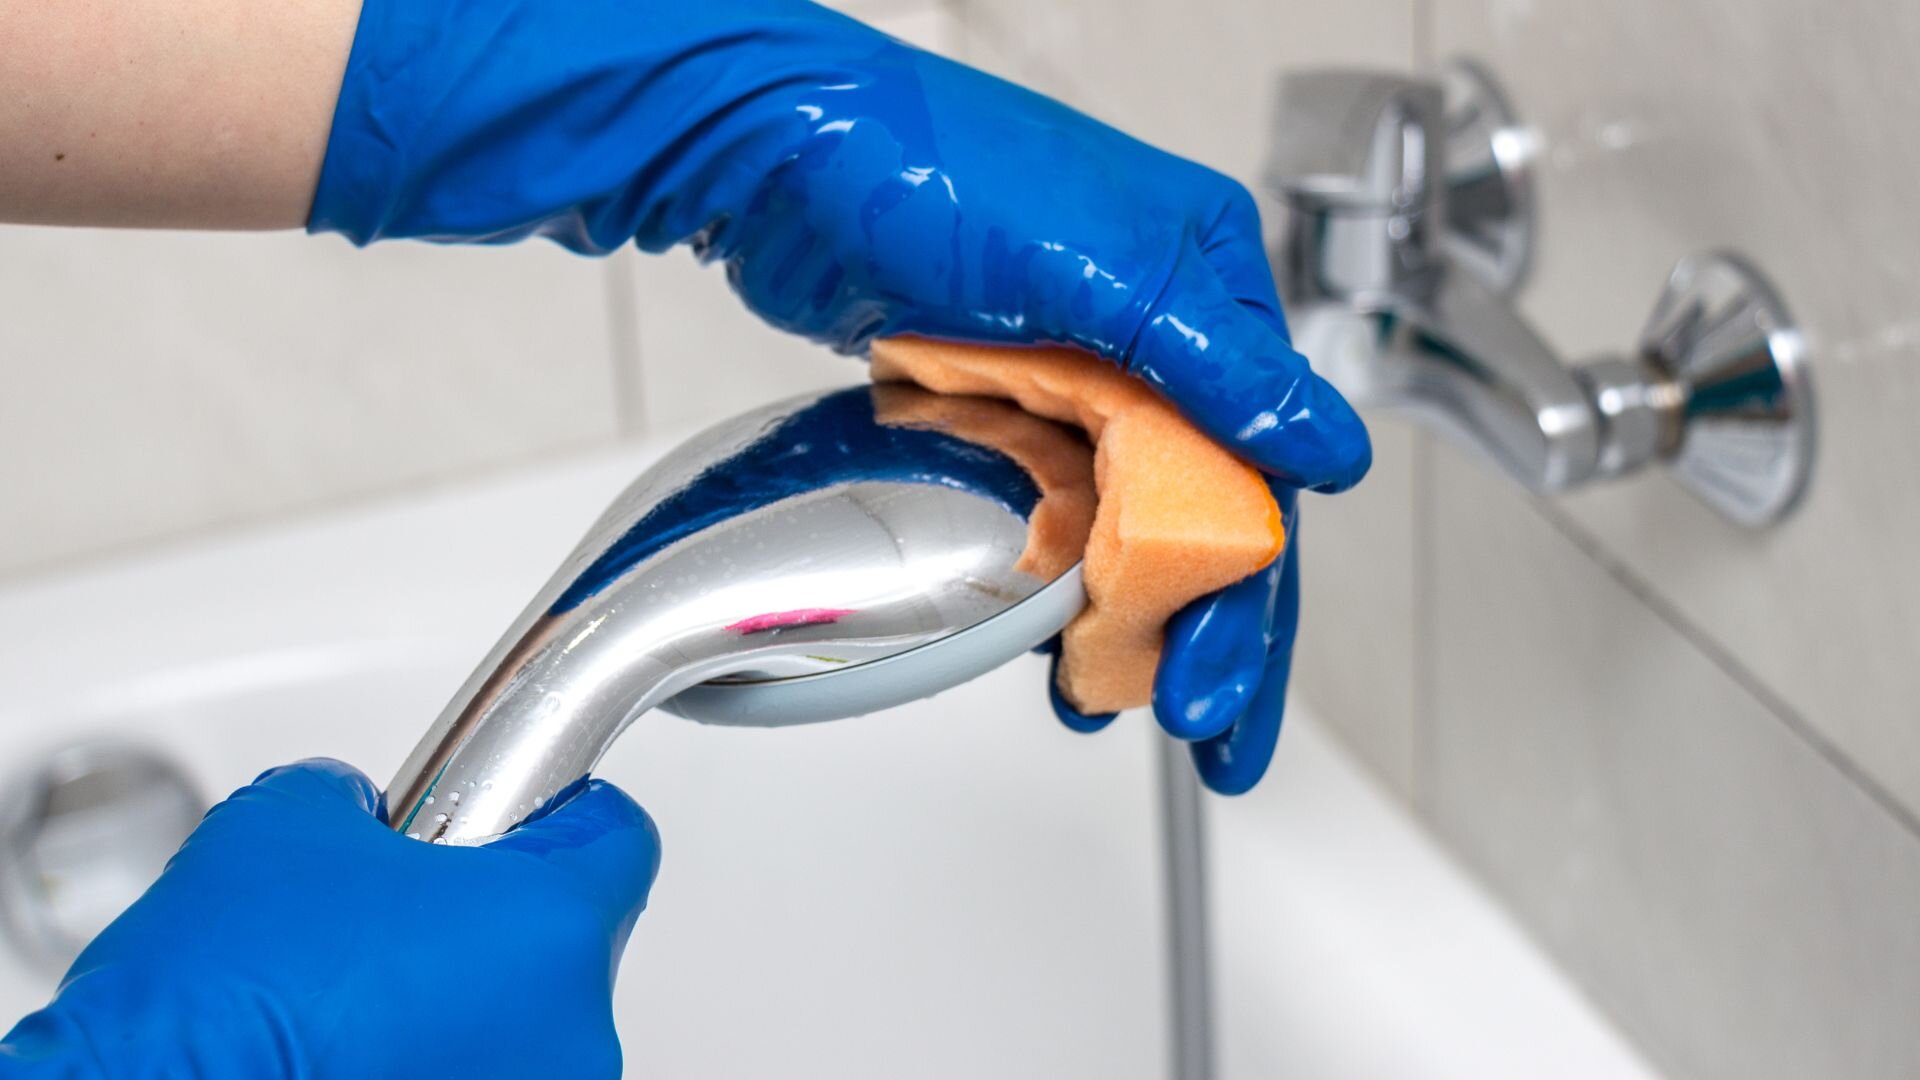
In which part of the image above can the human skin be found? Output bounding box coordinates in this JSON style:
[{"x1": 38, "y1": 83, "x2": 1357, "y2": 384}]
[{"x1": 0, "y1": 0, "x2": 361, "y2": 228}]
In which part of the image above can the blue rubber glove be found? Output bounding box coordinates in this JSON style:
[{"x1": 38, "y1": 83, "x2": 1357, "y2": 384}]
[
  {"x1": 0, "y1": 760, "x2": 659, "y2": 1079},
  {"x1": 1046, "y1": 485, "x2": 1301, "y2": 794},
  {"x1": 308, "y1": 0, "x2": 1368, "y2": 792}
]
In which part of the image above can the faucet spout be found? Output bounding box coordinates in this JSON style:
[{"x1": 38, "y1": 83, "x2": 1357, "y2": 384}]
[
  {"x1": 1269, "y1": 65, "x2": 1602, "y2": 494},
  {"x1": 1305, "y1": 267, "x2": 1603, "y2": 494}
]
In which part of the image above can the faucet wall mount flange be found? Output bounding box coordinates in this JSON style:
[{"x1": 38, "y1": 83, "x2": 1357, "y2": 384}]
[
  {"x1": 1267, "y1": 59, "x2": 1814, "y2": 526},
  {"x1": 1438, "y1": 60, "x2": 1534, "y2": 298}
]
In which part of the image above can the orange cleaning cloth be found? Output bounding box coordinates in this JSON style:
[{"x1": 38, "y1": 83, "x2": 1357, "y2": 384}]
[{"x1": 870, "y1": 337, "x2": 1285, "y2": 713}]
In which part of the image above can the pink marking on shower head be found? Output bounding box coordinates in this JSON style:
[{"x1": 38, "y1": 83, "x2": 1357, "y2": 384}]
[{"x1": 725, "y1": 608, "x2": 858, "y2": 635}]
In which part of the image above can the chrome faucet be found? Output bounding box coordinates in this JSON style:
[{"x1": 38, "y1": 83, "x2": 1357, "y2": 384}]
[{"x1": 1265, "y1": 62, "x2": 1815, "y2": 525}]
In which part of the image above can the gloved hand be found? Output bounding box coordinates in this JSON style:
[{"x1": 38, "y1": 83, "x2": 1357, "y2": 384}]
[
  {"x1": 0, "y1": 760, "x2": 659, "y2": 1079},
  {"x1": 308, "y1": 0, "x2": 1369, "y2": 792},
  {"x1": 1046, "y1": 485, "x2": 1302, "y2": 794}
]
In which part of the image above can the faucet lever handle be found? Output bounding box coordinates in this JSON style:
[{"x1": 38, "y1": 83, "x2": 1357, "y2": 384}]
[{"x1": 1267, "y1": 70, "x2": 1443, "y2": 213}]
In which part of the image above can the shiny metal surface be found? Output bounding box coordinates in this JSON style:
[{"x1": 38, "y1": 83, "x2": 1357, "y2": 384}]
[
  {"x1": 1438, "y1": 61, "x2": 1535, "y2": 297},
  {"x1": 1638, "y1": 252, "x2": 1815, "y2": 525},
  {"x1": 662, "y1": 565, "x2": 1085, "y2": 728},
  {"x1": 1158, "y1": 735, "x2": 1214, "y2": 1080},
  {"x1": 1267, "y1": 70, "x2": 1444, "y2": 308},
  {"x1": 1270, "y1": 62, "x2": 1598, "y2": 493},
  {"x1": 1267, "y1": 60, "x2": 1813, "y2": 524},
  {"x1": 1296, "y1": 258, "x2": 1604, "y2": 494},
  {"x1": 389, "y1": 386, "x2": 1090, "y2": 845},
  {"x1": 0, "y1": 742, "x2": 205, "y2": 974}
]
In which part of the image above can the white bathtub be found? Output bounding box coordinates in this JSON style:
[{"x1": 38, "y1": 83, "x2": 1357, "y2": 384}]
[{"x1": 0, "y1": 436, "x2": 1657, "y2": 1079}]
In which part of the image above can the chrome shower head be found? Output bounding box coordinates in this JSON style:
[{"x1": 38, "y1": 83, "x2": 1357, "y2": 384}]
[{"x1": 388, "y1": 384, "x2": 1091, "y2": 844}]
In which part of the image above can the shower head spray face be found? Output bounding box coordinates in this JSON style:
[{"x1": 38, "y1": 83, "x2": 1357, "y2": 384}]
[{"x1": 388, "y1": 385, "x2": 1091, "y2": 844}]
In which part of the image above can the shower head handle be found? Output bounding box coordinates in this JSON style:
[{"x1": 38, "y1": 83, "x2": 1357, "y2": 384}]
[{"x1": 387, "y1": 385, "x2": 1091, "y2": 844}]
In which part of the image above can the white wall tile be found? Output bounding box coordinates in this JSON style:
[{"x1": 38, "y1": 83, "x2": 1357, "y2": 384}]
[
  {"x1": 820, "y1": 0, "x2": 943, "y2": 23},
  {"x1": 0, "y1": 0, "x2": 967, "y2": 582},
  {"x1": 1433, "y1": 0, "x2": 1920, "y2": 814},
  {"x1": 625, "y1": 252, "x2": 864, "y2": 439},
  {"x1": 943, "y1": 1, "x2": 1081, "y2": 101},
  {"x1": 958, "y1": 0, "x2": 1416, "y2": 181},
  {"x1": 864, "y1": 3, "x2": 962, "y2": 53},
  {"x1": 1428, "y1": 446, "x2": 1920, "y2": 1080},
  {"x1": 0, "y1": 228, "x2": 622, "y2": 578}
]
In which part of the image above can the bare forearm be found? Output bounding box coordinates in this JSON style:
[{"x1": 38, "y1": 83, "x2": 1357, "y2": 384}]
[{"x1": 0, "y1": 0, "x2": 361, "y2": 229}]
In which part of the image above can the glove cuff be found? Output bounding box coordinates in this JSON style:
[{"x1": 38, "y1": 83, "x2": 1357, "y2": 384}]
[{"x1": 308, "y1": 0, "x2": 882, "y2": 252}]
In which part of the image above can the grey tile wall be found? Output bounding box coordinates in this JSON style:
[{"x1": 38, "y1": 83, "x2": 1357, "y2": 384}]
[
  {"x1": 1431, "y1": 0, "x2": 1920, "y2": 817},
  {"x1": 1428, "y1": 447, "x2": 1920, "y2": 1079},
  {"x1": 1407, "y1": 3, "x2": 1920, "y2": 1073},
  {"x1": 0, "y1": 228, "x2": 623, "y2": 578},
  {"x1": 1292, "y1": 420, "x2": 1422, "y2": 801}
]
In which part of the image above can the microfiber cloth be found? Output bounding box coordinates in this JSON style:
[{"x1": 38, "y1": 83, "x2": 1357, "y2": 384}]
[{"x1": 871, "y1": 337, "x2": 1284, "y2": 713}]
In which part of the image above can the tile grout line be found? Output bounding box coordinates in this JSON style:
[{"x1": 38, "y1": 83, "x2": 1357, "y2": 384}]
[
  {"x1": 948, "y1": 0, "x2": 1084, "y2": 101},
  {"x1": 1408, "y1": 0, "x2": 1438, "y2": 819},
  {"x1": 1403, "y1": 0, "x2": 1920, "y2": 849},
  {"x1": 1526, "y1": 495, "x2": 1920, "y2": 843},
  {"x1": 1409, "y1": 432, "x2": 1437, "y2": 817},
  {"x1": 1412, "y1": 0, "x2": 1435, "y2": 75},
  {"x1": 602, "y1": 250, "x2": 647, "y2": 438},
  {"x1": 0, "y1": 434, "x2": 619, "y2": 591}
]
